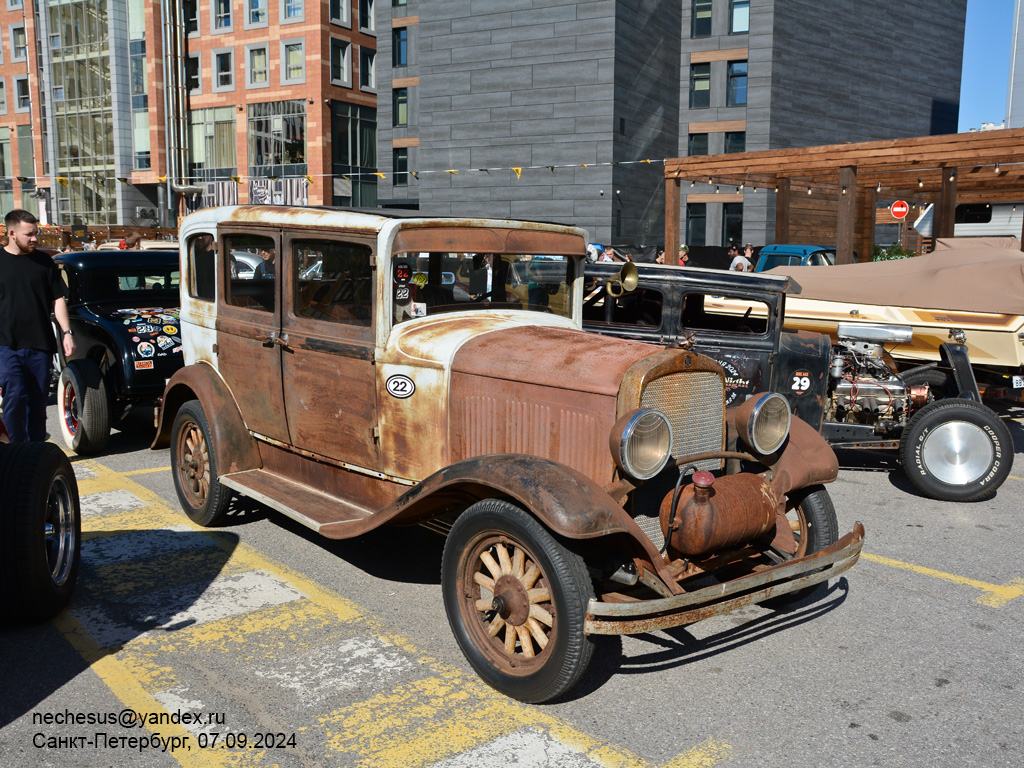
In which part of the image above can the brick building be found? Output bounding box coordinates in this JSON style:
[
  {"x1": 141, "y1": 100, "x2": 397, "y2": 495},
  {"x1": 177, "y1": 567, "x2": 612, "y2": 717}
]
[
  {"x1": 375, "y1": 0, "x2": 967, "y2": 246},
  {"x1": 0, "y1": 0, "x2": 377, "y2": 227}
]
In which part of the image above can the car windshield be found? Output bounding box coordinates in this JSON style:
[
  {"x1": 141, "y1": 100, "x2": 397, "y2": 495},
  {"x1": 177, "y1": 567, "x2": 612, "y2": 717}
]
[{"x1": 391, "y1": 252, "x2": 575, "y2": 324}]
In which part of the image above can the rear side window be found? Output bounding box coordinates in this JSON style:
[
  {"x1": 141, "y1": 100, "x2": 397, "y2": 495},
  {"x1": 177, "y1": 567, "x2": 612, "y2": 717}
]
[
  {"x1": 188, "y1": 233, "x2": 217, "y2": 301},
  {"x1": 582, "y1": 286, "x2": 663, "y2": 328},
  {"x1": 224, "y1": 234, "x2": 276, "y2": 312},
  {"x1": 681, "y1": 293, "x2": 770, "y2": 336}
]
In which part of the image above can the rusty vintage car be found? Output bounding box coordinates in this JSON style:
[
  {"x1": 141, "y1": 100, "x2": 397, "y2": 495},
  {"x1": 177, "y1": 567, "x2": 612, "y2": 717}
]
[
  {"x1": 583, "y1": 261, "x2": 1013, "y2": 503},
  {"x1": 153, "y1": 206, "x2": 864, "y2": 702}
]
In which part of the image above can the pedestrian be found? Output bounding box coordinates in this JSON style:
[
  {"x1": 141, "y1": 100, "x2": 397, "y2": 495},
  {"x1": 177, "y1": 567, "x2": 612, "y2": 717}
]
[
  {"x1": 728, "y1": 243, "x2": 751, "y2": 272},
  {"x1": 124, "y1": 232, "x2": 143, "y2": 250},
  {"x1": 255, "y1": 245, "x2": 276, "y2": 279},
  {"x1": 679, "y1": 244, "x2": 690, "y2": 265},
  {"x1": 0, "y1": 209, "x2": 76, "y2": 442}
]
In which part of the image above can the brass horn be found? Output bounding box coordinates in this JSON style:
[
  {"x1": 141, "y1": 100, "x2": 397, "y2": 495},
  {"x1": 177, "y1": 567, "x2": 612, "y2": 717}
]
[{"x1": 606, "y1": 261, "x2": 639, "y2": 297}]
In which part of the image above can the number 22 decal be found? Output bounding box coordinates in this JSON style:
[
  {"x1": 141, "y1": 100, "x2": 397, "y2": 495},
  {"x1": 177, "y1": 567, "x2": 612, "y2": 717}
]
[{"x1": 386, "y1": 374, "x2": 416, "y2": 399}]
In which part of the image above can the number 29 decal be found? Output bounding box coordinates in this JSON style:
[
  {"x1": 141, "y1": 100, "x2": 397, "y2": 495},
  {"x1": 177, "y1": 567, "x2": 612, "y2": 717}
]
[
  {"x1": 790, "y1": 369, "x2": 812, "y2": 396},
  {"x1": 386, "y1": 374, "x2": 416, "y2": 399}
]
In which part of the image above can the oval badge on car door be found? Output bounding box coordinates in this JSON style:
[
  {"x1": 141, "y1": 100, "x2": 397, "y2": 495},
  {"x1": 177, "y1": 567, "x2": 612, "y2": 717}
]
[{"x1": 386, "y1": 374, "x2": 415, "y2": 399}]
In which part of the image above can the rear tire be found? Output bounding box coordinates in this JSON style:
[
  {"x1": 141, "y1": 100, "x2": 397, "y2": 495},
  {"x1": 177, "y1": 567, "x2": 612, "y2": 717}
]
[
  {"x1": 0, "y1": 442, "x2": 81, "y2": 624},
  {"x1": 57, "y1": 359, "x2": 111, "y2": 455},
  {"x1": 171, "y1": 400, "x2": 231, "y2": 526},
  {"x1": 898, "y1": 399, "x2": 1012, "y2": 502}
]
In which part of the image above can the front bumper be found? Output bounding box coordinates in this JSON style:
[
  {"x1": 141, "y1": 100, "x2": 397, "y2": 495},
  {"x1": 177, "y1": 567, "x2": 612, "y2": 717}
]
[{"x1": 584, "y1": 522, "x2": 865, "y2": 635}]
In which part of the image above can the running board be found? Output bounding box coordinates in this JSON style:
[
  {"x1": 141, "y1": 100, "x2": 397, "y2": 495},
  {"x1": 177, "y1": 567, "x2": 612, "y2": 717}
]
[{"x1": 219, "y1": 469, "x2": 372, "y2": 535}]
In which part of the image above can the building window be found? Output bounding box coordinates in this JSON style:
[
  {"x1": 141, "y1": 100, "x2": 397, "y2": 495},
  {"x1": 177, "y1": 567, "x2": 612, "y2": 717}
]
[
  {"x1": 0, "y1": 79, "x2": 6, "y2": 114},
  {"x1": 247, "y1": 0, "x2": 268, "y2": 26},
  {"x1": 691, "y1": 0, "x2": 712, "y2": 38},
  {"x1": 131, "y1": 40, "x2": 149, "y2": 109},
  {"x1": 723, "y1": 202, "x2": 743, "y2": 244},
  {"x1": 689, "y1": 63, "x2": 710, "y2": 109},
  {"x1": 282, "y1": 0, "x2": 303, "y2": 22},
  {"x1": 134, "y1": 110, "x2": 151, "y2": 170},
  {"x1": 246, "y1": 44, "x2": 269, "y2": 87},
  {"x1": 392, "y1": 0, "x2": 405, "y2": 5},
  {"x1": 360, "y1": 49, "x2": 375, "y2": 90},
  {"x1": 7, "y1": 0, "x2": 23, "y2": 9},
  {"x1": 730, "y1": 0, "x2": 750, "y2": 33},
  {"x1": 688, "y1": 133, "x2": 708, "y2": 156},
  {"x1": 392, "y1": 88, "x2": 408, "y2": 126},
  {"x1": 213, "y1": 49, "x2": 234, "y2": 91},
  {"x1": 184, "y1": 0, "x2": 199, "y2": 35},
  {"x1": 186, "y1": 52, "x2": 202, "y2": 94},
  {"x1": 359, "y1": 0, "x2": 374, "y2": 32},
  {"x1": 14, "y1": 75, "x2": 29, "y2": 112},
  {"x1": 686, "y1": 203, "x2": 706, "y2": 247},
  {"x1": 330, "y1": 0, "x2": 350, "y2": 25},
  {"x1": 727, "y1": 61, "x2": 747, "y2": 106},
  {"x1": 331, "y1": 101, "x2": 378, "y2": 207},
  {"x1": 724, "y1": 131, "x2": 745, "y2": 153},
  {"x1": 247, "y1": 100, "x2": 307, "y2": 178},
  {"x1": 281, "y1": 40, "x2": 305, "y2": 84},
  {"x1": 392, "y1": 27, "x2": 408, "y2": 67},
  {"x1": 330, "y1": 39, "x2": 351, "y2": 86},
  {"x1": 213, "y1": 0, "x2": 232, "y2": 31},
  {"x1": 189, "y1": 106, "x2": 238, "y2": 181},
  {"x1": 10, "y1": 24, "x2": 26, "y2": 61},
  {"x1": 393, "y1": 148, "x2": 408, "y2": 186}
]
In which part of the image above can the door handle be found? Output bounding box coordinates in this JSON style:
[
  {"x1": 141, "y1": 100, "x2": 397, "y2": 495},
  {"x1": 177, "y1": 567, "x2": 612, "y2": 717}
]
[
  {"x1": 275, "y1": 334, "x2": 291, "y2": 351},
  {"x1": 261, "y1": 332, "x2": 276, "y2": 348}
]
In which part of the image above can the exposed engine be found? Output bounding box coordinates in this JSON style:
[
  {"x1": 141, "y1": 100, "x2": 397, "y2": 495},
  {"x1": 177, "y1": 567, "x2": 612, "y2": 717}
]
[{"x1": 824, "y1": 323, "x2": 921, "y2": 435}]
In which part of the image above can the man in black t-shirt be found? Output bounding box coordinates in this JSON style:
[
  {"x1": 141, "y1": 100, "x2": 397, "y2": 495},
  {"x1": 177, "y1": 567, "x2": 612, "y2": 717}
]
[{"x1": 0, "y1": 209, "x2": 76, "y2": 442}]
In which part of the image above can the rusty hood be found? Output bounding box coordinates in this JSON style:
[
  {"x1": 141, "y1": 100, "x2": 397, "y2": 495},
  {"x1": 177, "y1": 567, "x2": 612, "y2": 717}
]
[{"x1": 451, "y1": 324, "x2": 660, "y2": 397}]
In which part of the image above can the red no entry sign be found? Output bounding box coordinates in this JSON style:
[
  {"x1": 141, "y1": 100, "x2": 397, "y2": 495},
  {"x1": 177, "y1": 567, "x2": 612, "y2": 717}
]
[{"x1": 890, "y1": 200, "x2": 909, "y2": 219}]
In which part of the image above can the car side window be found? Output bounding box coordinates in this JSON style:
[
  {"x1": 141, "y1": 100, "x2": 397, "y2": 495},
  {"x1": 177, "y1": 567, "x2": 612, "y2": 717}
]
[
  {"x1": 188, "y1": 233, "x2": 217, "y2": 301},
  {"x1": 581, "y1": 285, "x2": 663, "y2": 328},
  {"x1": 224, "y1": 234, "x2": 276, "y2": 312},
  {"x1": 681, "y1": 293, "x2": 769, "y2": 336},
  {"x1": 292, "y1": 238, "x2": 373, "y2": 327}
]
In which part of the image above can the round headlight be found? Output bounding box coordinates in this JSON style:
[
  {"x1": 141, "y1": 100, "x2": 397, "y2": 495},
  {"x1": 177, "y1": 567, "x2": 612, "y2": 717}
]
[
  {"x1": 610, "y1": 409, "x2": 673, "y2": 480},
  {"x1": 741, "y1": 392, "x2": 792, "y2": 455}
]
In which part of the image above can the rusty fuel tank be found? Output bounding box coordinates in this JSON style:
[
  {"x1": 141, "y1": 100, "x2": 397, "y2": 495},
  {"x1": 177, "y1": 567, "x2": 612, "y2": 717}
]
[{"x1": 660, "y1": 470, "x2": 778, "y2": 557}]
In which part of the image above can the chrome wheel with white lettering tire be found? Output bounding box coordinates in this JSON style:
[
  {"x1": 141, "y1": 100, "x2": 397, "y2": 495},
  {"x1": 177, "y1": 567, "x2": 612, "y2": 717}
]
[
  {"x1": 442, "y1": 499, "x2": 595, "y2": 703},
  {"x1": 171, "y1": 399, "x2": 231, "y2": 526},
  {"x1": 898, "y1": 399, "x2": 1012, "y2": 502},
  {"x1": 0, "y1": 442, "x2": 80, "y2": 624},
  {"x1": 58, "y1": 358, "x2": 111, "y2": 455}
]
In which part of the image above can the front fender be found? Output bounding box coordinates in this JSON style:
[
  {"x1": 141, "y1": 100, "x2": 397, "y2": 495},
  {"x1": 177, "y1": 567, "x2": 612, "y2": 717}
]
[
  {"x1": 150, "y1": 362, "x2": 261, "y2": 475},
  {"x1": 381, "y1": 454, "x2": 663, "y2": 563},
  {"x1": 766, "y1": 416, "x2": 839, "y2": 500}
]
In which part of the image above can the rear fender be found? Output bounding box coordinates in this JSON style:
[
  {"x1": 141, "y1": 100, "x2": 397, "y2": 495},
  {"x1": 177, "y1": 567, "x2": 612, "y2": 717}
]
[
  {"x1": 150, "y1": 362, "x2": 261, "y2": 474},
  {"x1": 939, "y1": 342, "x2": 982, "y2": 401}
]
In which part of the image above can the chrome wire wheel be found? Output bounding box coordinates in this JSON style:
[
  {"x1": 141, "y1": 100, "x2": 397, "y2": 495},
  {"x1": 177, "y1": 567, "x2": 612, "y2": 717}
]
[
  {"x1": 462, "y1": 534, "x2": 557, "y2": 669},
  {"x1": 44, "y1": 472, "x2": 77, "y2": 587}
]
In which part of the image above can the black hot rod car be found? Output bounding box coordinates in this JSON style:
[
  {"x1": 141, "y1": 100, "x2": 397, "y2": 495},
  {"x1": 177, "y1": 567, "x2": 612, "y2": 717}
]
[
  {"x1": 53, "y1": 249, "x2": 185, "y2": 454},
  {"x1": 583, "y1": 262, "x2": 1013, "y2": 502}
]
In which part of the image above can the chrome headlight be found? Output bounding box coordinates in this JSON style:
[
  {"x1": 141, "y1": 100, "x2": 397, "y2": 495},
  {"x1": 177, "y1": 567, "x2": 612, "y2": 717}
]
[
  {"x1": 737, "y1": 392, "x2": 791, "y2": 455},
  {"x1": 610, "y1": 409, "x2": 673, "y2": 480}
]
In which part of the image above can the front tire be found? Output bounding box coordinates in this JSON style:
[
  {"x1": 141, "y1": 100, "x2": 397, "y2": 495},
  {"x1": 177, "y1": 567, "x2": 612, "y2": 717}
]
[
  {"x1": 0, "y1": 442, "x2": 81, "y2": 624},
  {"x1": 171, "y1": 400, "x2": 231, "y2": 525},
  {"x1": 442, "y1": 499, "x2": 595, "y2": 703},
  {"x1": 898, "y1": 399, "x2": 1012, "y2": 502},
  {"x1": 57, "y1": 359, "x2": 111, "y2": 455},
  {"x1": 764, "y1": 486, "x2": 839, "y2": 607}
]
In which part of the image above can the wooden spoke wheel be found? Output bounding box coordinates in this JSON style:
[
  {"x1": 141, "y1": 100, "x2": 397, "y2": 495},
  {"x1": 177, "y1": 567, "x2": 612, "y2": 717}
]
[{"x1": 171, "y1": 400, "x2": 230, "y2": 526}]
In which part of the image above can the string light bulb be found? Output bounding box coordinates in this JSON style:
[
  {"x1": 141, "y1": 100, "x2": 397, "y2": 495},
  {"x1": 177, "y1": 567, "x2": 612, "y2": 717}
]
[
  {"x1": 807, "y1": 186, "x2": 812, "y2": 195},
  {"x1": 917, "y1": 178, "x2": 923, "y2": 188},
  {"x1": 842, "y1": 185, "x2": 847, "y2": 195},
  {"x1": 876, "y1": 182, "x2": 881, "y2": 192},
  {"x1": 995, "y1": 163, "x2": 1000, "y2": 173}
]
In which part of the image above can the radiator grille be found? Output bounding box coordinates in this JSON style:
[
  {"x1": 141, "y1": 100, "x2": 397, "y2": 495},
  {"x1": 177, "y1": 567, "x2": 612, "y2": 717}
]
[{"x1": 640, "y1": 371, "x2": 724, "y2": 471}]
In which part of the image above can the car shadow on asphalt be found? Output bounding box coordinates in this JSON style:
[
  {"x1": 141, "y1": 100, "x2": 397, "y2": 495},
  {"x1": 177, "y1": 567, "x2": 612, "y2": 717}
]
[
  {"x1": 0, "y1": 528, "x2": 239, "y2": 729},
  {"x1": 566, "y1": 579, "x2": 850, "y2": 700}
]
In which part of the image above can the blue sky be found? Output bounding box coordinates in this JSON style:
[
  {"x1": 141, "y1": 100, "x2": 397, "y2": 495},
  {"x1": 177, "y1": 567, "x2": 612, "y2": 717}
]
[{"x1": 959, "y1": 0, "x2": 1016, "y2": 130}]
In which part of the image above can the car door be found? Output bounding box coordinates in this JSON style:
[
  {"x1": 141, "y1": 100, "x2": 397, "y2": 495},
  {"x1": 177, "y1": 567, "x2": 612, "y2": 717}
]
[
  {"x1": 280, "y1": 231, "x2": 380, "y2": 471},
  {"x1": 215, "y1": 229, "x2": 289, "y2": 442}
]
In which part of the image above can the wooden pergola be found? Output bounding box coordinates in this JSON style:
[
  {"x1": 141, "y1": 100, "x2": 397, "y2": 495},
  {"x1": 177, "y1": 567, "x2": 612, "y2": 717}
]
[{"x1": 663, "y1": 127, "x2": 1024, "y2": 264}]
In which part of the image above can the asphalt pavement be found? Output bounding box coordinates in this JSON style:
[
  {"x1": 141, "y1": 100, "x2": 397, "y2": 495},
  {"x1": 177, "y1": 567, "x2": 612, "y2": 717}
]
[{"x1": 1, "y1": 406, "x2": 1022, "y2": 768}]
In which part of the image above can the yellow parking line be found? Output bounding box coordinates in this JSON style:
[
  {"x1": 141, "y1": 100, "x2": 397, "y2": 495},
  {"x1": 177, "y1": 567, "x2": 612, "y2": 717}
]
[
  {"x1": 862, "y1": 552, "x2": 1024, "y2": 607},
  {"x1": 1009, "y1": 474, "x2": 1024, "y2": 483},
  {"x1": 123, "y1": 466, "x2": 172, "y2": 476}
]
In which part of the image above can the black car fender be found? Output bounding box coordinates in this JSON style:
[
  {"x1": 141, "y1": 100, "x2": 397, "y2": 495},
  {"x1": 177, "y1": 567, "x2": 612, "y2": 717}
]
[
  {"x1": 900, "y1": 342, "x2": 982, "y2": 401},
  {"x1": 773, "y1": 331, "x2": 831, "y2": 429}
]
